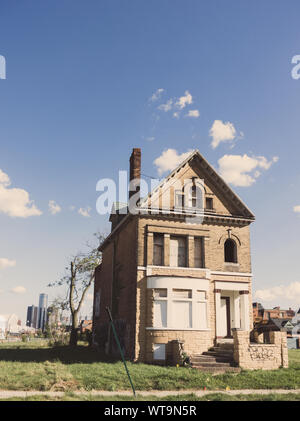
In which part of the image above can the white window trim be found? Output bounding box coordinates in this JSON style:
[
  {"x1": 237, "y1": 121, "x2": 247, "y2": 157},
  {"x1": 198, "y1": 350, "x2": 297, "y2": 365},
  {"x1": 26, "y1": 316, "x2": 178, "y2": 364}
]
[{"x1": 151, "y1": 285, "x2": 209, "y2": 331}]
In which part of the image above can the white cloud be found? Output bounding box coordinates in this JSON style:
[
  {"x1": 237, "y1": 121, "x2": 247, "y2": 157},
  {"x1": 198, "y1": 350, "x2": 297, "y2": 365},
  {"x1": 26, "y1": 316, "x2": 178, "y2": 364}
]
[
  {"x1": 293, "y1": 205, "x2": 300, "y2": 214},
  {"x1": 154, "y1": 149, "x2": 192, "y2": 176},
  {"x1": 0, "y1": 169, "x2": 42, "y2": 218},
  {"x1": 78, "y1": 207, "x2": 91, "y2": 218},
  {"x1": 156, "y1": 90, "x2": 196, "y2": 117},
  {"x1": 48, "y1": 200, "x2": 61, "y2": 215},
  {"x1": 218, "y1": 154, "x2": 279, "y2": 187},
  {"x1": 209, "y1": 120, "x2": 237, "y2": 149},
  {"x1": 255, "y1": 282, "x2": 300, "y2": 305},
  {"x1": 186, "y1": 109, "x2": 200, "y2": 118},
  {"x1": 0, "y1": 169, "x2": 10, "y2": 185},
  {"x1": 146, "y1": 137, "x2": 155, "y2": 142},
  {"x1": 175, "y1": 90, "x2": 193, "y2": 109},
  {"x1": 149, "y1": 88, "x2": 164, "y2": 102},
  {"x1": 69, "y1": 205, "x2": 75, "y2": 211},
  {"x1": 10, "y1": 286, "x2": 26, "y2": 294},
  {"x1": 158, "y1": 99, "x2": 173, "y2": 112},
  {"x1": 0, "y1": 258, "x2": 16, "y2": 269}
]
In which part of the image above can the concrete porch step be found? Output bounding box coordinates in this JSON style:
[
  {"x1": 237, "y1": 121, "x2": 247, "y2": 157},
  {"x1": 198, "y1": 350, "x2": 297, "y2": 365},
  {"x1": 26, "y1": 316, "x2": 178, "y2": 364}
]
[
  {"x1": 203, "y1": 351, "x2": 233, "y2": 359},
  {"x1": 191, "y1": 355, "x2": 233, "y2": 363},
  {"x1": 209, "y1": 345, "x2": 234, "y2": 352},
  {"x1": 191, "y1": 361, "x2": 232, "y2": 368}
]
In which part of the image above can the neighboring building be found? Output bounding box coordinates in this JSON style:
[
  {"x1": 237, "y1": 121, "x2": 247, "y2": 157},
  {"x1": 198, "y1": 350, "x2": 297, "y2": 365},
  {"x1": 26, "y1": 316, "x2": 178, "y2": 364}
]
[
  {"x1": 93, "y1": 148, "x2": 258, "y2": 364},
  {"x1": 37, "y1": 293, "x2": 48, "y2": 331},
  {"x1": 292, "y1": 307, "x2": 300, "y2": 325},
  {"x1": 253, "y1": 302, "x2": 295, "y2": 323},
  {"x1": 0, "y1": 314, "x2": 22, "y2": 335},
  {"x1": 252, "y1": 302, "x2": 264, "y2": 323}
]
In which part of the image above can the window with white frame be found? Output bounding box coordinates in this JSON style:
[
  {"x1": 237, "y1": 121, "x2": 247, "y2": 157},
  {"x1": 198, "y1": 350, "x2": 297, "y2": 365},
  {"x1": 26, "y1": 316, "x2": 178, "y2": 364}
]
[
  {"x1": 172, "y1": 289, "x2": 192, "y2": 329},
  {"x1": 153, "y1": 289, "x2": 167, "y2": 328},
  {"x1": 195, "y1": 290, "x2": 208, "y2": 329},
  {"x1": 153, "y1": 287, "x2": 208, "y2": 330},
  {"x1": 170, "y1": 236, "x2": 187, "y2": 267}
]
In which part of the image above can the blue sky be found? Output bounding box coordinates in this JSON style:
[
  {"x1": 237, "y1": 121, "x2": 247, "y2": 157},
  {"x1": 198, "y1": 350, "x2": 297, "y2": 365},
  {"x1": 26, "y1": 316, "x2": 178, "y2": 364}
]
[{"x1": 0, "y1": 1, "x2": 300, "y2": 323}]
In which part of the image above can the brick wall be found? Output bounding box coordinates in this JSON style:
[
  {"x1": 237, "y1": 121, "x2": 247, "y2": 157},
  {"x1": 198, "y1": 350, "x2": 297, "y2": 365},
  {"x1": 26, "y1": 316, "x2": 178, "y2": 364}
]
[
  {"x1": 233, "y1": 329, "x2": 288, "y2": 370},
  {"x1": 93, "y1": 217, "x2": 138, "y2": 359}
]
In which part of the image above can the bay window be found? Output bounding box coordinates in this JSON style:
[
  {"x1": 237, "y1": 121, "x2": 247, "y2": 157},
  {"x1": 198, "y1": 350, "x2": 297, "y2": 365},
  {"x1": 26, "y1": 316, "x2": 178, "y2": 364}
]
[{"x1": 153, "y1": 287, "x2": 208, "y2": 330}]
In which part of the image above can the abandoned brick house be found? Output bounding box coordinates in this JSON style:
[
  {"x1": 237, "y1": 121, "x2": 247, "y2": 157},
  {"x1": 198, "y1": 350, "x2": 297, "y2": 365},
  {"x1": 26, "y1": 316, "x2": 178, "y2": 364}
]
[{"x1": 92, "y1": 148, "x2": 288, "y2": 370}]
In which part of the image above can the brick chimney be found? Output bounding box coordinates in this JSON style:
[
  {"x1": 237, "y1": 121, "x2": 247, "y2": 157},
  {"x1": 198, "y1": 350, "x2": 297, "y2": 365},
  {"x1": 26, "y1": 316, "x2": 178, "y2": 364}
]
[{"x1": 129, "y1": 148, "x2": 141, "y2": 200}]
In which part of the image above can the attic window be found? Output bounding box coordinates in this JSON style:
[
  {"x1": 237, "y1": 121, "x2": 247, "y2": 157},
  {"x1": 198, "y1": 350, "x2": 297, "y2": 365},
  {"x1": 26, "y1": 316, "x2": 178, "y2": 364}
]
[
  {"x1": 175, "y1": 191, "x2": 184, "y2": 208},
  {"x1": 188, "y1": 184, "x2": 203, "y2": 208},
  {"x1": 205, "y1": 197, "x2": 213, "y2": 210}
]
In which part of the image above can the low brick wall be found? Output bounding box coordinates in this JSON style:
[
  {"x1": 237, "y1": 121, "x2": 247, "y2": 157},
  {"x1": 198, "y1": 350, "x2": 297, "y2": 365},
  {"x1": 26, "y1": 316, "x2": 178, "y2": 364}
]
[
  {"x1": 145, "y1": 329, "x2": 212, "y2": 364},
  {"x1": 233, "y1": 329, "x2": 288, "y2": 370}
]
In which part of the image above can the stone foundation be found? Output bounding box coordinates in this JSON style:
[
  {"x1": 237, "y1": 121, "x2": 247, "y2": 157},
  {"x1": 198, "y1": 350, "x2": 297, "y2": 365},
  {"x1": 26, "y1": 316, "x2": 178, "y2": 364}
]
[
  {"x1": 233, "y1": 329, "x2": 288, "y2": 370},
  {"x1": 145, "y1": 329, "x2": 212, "y2": 364}
]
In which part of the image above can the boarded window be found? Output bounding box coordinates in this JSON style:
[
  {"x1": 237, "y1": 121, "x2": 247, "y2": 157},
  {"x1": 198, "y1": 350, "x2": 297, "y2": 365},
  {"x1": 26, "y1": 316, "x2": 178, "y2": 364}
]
[
  {"x1": 154, "y1": 288, "x2": 167, "y2": 298},
  {"x1": 194, "y1": 237, "x2": 204, "y2": 268},
  {"x1": 173, "y1": 289, "x2": 192, "y2": 299},
  {"x1": 196, "y1": 290, "x2": 206, "y2": 300},
  {"x1": 153, "y1": 343, "x2": 166, "y2": 360},
  {"x1": 188, "y1": 184, "x2": 204, "y2": 208},
  {"x1": 153, "y1": 234, "x2": 164, "y2": 266},
  {"x1": 154, "y1": 301, "x2": 167, "y2": 328},
  {"x1": 170, "y1": 236, "x2": 187, "y2": 267},
  {"x1": 173, "y1": 301, "x2": 192, "y2": 328},
  {"x1": 175, "y1": 191, "x2": 184, "y2": 208}
]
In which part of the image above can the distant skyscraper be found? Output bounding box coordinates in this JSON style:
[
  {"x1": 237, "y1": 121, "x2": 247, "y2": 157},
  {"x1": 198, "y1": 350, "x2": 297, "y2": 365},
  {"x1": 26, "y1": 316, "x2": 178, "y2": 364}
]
[
  {"x1": 26, "y1": 305, "x2": 38, "y2": 328},
  {"x1": 37, "y1": 293, "x2": 48, "y2": 331}
]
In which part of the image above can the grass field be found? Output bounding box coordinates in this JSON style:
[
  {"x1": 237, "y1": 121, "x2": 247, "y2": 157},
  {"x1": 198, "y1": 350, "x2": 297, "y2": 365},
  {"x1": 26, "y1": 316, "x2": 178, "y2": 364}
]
[{"x1": 0, "y1": 341, "x2": 299, "y2": 394}]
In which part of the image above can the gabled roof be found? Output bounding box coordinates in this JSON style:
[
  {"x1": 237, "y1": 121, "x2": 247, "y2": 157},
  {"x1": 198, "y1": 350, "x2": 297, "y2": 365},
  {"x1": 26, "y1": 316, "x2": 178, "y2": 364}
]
[
  {"x1": 139, "y1": 149, "x2": 255, "y2": 219},
  {"x1": 270, "y1": 318, "x2": 294, "y2": 330},
  {"x1": 100, "y1": 149, "x2": 255, "y2": 251},
  {"x1": 109, "y1": 202, "x2": 128, "y2": 221}
]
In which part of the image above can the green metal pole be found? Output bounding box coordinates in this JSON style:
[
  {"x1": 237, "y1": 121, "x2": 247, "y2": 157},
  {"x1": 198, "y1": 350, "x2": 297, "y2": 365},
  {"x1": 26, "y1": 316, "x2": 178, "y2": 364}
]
[{"x1": 106, "y1": 307, "x2": 136, "y2": 397}]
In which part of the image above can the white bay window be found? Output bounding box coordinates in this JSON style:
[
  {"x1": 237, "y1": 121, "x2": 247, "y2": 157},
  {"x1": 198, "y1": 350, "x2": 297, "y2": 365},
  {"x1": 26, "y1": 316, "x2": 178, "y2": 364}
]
[{"x1": 153, "y1": 286, "x2": 208, "y2": 330}]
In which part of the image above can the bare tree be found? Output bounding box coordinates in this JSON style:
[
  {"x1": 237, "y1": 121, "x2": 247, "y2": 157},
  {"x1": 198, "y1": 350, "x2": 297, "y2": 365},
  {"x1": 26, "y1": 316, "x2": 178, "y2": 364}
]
[{"x1": 48, "y1": 232, "x2": 104, "y2": 346}]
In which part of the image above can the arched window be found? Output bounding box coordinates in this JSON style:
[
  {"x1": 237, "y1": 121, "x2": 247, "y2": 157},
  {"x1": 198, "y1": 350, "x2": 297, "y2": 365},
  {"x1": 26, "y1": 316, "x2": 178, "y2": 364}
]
[
  {"x1": 224, "y1": 239, "x2": 237, "y2": 263},
  {"x1": 188, "y1": 183, "x2": 203, "y2": 208}
]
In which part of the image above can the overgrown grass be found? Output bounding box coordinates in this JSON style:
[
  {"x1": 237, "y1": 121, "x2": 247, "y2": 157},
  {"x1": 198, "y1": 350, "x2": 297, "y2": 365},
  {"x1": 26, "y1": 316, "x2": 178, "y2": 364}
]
[{"x1": 0, "y1": 341, "x2": 299, "y2": 392}]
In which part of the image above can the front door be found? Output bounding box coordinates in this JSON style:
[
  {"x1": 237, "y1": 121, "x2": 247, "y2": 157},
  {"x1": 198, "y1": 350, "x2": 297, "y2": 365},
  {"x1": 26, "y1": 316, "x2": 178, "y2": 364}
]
[{"x1": 220, "y1": 297, "x2": 231, "y2": 337}]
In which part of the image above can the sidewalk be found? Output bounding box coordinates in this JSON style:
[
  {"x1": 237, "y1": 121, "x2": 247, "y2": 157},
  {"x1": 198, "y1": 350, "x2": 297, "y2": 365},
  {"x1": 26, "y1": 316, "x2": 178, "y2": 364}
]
[{"x1": 0, "y1": 389, "x2": 300, "y2": 399}]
